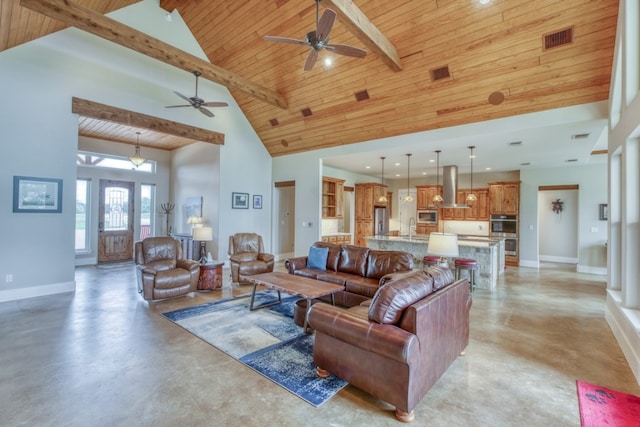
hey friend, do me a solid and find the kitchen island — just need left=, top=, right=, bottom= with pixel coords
left=366, top=235, right=505, bottom=290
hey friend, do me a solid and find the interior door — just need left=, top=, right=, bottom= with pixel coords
left=98, top=179, right=135, bottom=263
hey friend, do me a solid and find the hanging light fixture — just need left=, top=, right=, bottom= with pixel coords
left=129, top=132, right=146, bottom=167
left=377, top=156, right=388, bottom=204
left=466, top=146, right=478, bottom=202
left=403, top=153, right=414, bottom=202
left=432, top=150, right=443, bottom=202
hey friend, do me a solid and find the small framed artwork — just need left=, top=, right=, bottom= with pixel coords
left=232, top=192, right=249, bottom=209
left=13, top=176, right=63, bottom=213
left=253, top=195, right=263, bottom=209
left=599, top=203, right=608, bottom=221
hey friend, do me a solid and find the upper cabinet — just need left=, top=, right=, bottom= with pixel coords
left=489, top=182, right=520, bottom=215
left=322, top=177, right=345, bottom=218
left=416, top=185, right=443, bottom=210
left=354, top=183, right=388, bottom=246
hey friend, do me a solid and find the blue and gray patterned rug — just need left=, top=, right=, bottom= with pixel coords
left=163, top=291, right=347, bottom=406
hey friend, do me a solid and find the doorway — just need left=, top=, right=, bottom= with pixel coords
left=274, top=181, right=295, bottom=260
left=98, top=179, right=135, bottom=263
left=538, top=185, right=579, bottom=265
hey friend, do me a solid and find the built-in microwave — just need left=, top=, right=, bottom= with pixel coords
left=417, top=210, right=438, bottom=224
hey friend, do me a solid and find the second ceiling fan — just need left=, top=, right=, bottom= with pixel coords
left=165, top=71, right=228, bottom=118
left=264, top=0, right=367, bottom=71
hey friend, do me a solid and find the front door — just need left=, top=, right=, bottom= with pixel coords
left=98, top=179, right=135, bottom=263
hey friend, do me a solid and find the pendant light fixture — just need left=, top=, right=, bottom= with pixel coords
left=403, top=153, right=414, bottom=202
left=466, top=146, right=478, bottom=202
left=432, top=150, right=443, bottom=203
left=129, top=132, right=146, bottom=167
left=377, top=156, right=388, bottom=204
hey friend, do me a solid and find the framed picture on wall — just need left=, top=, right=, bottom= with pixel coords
left=253, top=195, right=262, bottom=209
left=13, top=176, right=63, bottom=213
left=599, top=204, right=608, bottom=221
left=232, top=192, right=249, bottom=209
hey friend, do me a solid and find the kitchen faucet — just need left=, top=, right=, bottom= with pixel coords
left=409, top=217, right=416, bottom=240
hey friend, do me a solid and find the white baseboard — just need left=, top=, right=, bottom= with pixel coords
left=0, top=281, right=75, bottom=303
left=519, top=259, right=539, bottom=268
left=75, top=257, right=97, bottom=267
left=539, top=255, right=578, bottom=264
left=605, top=290, right=640, bottom=385
left=577, top=264, right=607, bottom=275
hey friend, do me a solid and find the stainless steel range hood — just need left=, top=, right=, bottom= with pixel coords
left=430, top=165, right=469, bottom=208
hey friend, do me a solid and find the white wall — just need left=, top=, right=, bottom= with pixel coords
left=520, top=165, right=608, bottom=273
left=538, top=189, right=579, bottom=262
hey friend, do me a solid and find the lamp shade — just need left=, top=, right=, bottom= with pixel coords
left=427, top=233, right=459, bottom=257
left=193, top=226, right=212, bottom=241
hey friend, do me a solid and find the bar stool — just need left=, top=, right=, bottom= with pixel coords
left=454, top=258, right=478, bottom=292
left=423, top=255, right=440, bottom=270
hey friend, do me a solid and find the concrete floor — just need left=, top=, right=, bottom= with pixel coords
left=1, top=262, right=638, bottom=427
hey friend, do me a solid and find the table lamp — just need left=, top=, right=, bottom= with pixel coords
left=427, top=232, right=459, bottom=267
left=193, top=226, right=213, bottom=264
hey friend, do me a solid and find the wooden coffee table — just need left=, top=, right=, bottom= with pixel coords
left=245, top=272, right=344, bottom=333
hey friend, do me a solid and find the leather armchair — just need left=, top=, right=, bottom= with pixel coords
left=134, top=236, right=200, bottom=301
left=228, top=233, right=274, bottom=284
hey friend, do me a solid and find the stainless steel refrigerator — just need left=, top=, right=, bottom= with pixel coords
left=374, top=207, right=389, bottom=236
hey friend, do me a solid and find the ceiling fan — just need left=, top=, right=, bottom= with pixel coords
left=264, top=0, right=367, bottom=71
left=165, top=71, right=228, bottom=117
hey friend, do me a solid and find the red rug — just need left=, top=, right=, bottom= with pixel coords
left=576, top=380, right=640, bottom=426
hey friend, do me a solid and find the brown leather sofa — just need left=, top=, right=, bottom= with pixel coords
left=228, top=233, right=275, bottom=284
left=308, top=266, right=471, bottom=422
left=134, top=236, right=200, bottom=301
left=284, top=242, right=414, bottom=307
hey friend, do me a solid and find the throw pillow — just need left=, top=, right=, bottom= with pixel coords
left=307, top=246, right=329, bottom=270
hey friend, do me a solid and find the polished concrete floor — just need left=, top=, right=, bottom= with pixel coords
left=1, top=262, right=638, bottom=426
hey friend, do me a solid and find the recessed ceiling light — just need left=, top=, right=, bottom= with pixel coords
left=485, top=167, right=492, bottom=170
left=395, top=174, right=401, bottom=177
left=365, top=165, right=371, bottom=169
left=394, top=162, right=401, bottom=166
left=429, top=159, right=435, bottom=163
left=422, top=172, right=427, bottom=175
left=165, top=12, right=173, bottom=22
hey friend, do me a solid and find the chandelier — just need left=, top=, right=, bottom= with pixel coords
left=129, top=132, right=146, bottom=167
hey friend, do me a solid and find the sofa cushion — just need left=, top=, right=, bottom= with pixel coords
left=424, top=265, right=455, bottom=290
left=315, top=270, right=350, bottom=286
left=366, top=250, right=415, bottom=279
left=344, top=277, right=380, bottom=299
left=338, top=245, right=369, bottom=277
left=368, top=271, right=435, bottom=324
left=307, top=246, right=329, bottom=270
left=293, top=269, right=320, bottom=280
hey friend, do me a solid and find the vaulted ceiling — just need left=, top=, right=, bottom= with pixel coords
left=1, top=0, right=618, bottom=166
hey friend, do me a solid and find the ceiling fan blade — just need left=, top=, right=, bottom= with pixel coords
left=317, top=9, right=336, bottom=39
left=201, top=101, right=229, bottom=107
left=304, top=49, right=318, bottom=71
left=165, top=105, right=192, bottom=108
left=173, top=91, right=194, bottom=105
left=198, top=107, right=214, bottom=118
left=325, top=43, right=367, bottom=58
left=264, top=35, right=309, bottom=46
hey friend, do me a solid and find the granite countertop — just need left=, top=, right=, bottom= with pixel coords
left=321, top=232, right=352, bottom=236
left=366, top=235, right=502, bottom=247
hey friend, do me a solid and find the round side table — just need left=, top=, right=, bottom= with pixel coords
left=198, top=261, right=225, bottom=291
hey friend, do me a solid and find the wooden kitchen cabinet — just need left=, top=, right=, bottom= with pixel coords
left=489, top=182, right=520, bottom=215
left=464, top=188, right=489, bottom=220
left=322, top=177, right=345, bottom=218
left=416, top=223, right=438, bottom=235
left=355, top=183, right=388, bottom=247
left=355, top=220, right=373, bottom=247
left=416, top=185, right=443, bottom=210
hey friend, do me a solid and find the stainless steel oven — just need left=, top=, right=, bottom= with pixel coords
left=490, top=214, right=518, bottom=256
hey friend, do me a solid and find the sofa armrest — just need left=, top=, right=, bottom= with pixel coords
left=258, top=253, right=275, bottom=264
left=308, top=303, right=418, bottom=363
left=284, top=256, right=308, bottom=273
left=176, top=259, right=200, bottom=273
left=141, top=266, right=158, bottom=276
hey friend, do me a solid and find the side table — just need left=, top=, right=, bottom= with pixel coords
left=198, top=261, right=225, bottom=291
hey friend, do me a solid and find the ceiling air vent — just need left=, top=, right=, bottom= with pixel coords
left=281, top=139, right=289, bottom=147
left=355, top=90, right=370, bottom=101
left=269, top=118, right=279, bottom=127
left=565, top=159, right=578, bottom=163
left=571, top=133, right=590, bottom=139
left=508, top=141, right=523, bottom=147
left=520, top=162, right=531, bottom=166
left=430, top=65, right=451, bottom=81
left=301, top=107, right=312, bottom=117
left=544, top=27, right=573, bottom=50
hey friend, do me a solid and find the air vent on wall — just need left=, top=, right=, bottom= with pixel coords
left=430, top=66, right=451, bottom=81
left=508, top=141, right=523, bottom=147
left=571, top=133, right=590, bottom=139
left=355, top=90, right=370, bottom=101
left=301, top=107, right=312, bottom=117
left=566, top=159, right=578, bottom=163
left=544, top=27, right=573, bottom=50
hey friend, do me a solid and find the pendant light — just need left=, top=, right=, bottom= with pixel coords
left=466, top=146, right=478, bottom=202
left=432, top=150, right=443, bottom=202
left=377, top=156, right=388, bottom=204
left=129, top=132, right=146, bottom=167
left=403, top=153, right=414, bottom=202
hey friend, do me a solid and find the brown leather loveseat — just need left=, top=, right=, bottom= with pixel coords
left=308, top=266, right=471, bottom=422
left=284, top=242, right=414, bottom=307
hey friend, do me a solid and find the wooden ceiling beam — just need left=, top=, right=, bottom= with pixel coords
left=20, top=0, right=288, bottom=109
left=72, top=97, right=225, bottom=145
left=324, top=0, right=402, bottom=72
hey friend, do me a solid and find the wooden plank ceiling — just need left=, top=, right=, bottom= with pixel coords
left=2, top=0, right=618, bottom=155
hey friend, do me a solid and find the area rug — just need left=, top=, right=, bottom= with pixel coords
left=576, top=379, right=640, bottom=426
left=162, top=291, right=347, bottom=406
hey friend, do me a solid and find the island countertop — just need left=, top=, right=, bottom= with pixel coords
left=365, top=235, right=505, bottom=290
